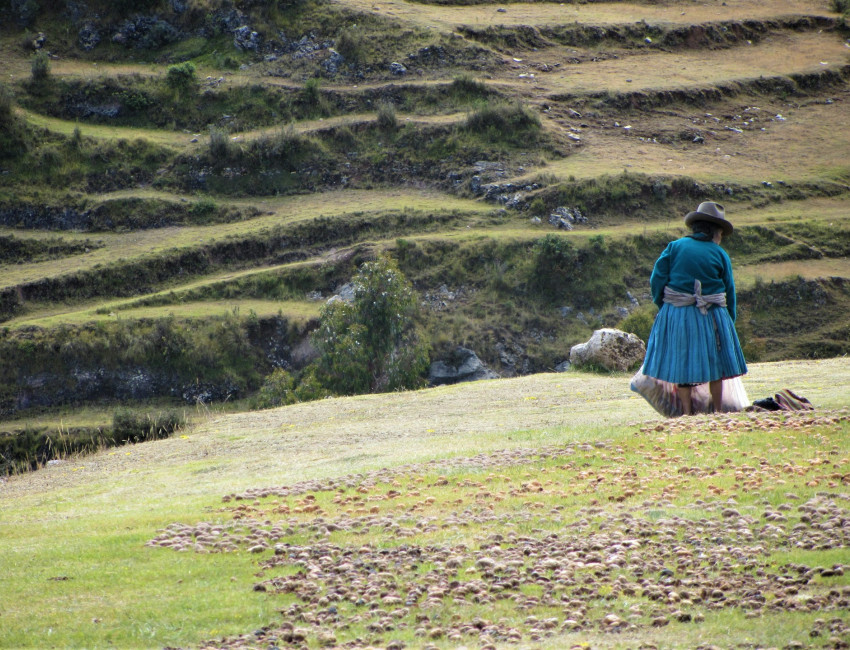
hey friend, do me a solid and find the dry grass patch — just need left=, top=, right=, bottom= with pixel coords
left=5, top=300, right=320, bottom=330
left=331, top=0, right=834, bottom=30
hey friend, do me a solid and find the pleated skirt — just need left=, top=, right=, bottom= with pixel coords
left=643, top=303, right=747, bottom=385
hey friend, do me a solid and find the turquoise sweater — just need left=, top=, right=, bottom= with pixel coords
left=650, top=236, right=737, bottom=322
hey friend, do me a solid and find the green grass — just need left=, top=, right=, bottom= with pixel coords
left=1, top=360, right=848, bottom=648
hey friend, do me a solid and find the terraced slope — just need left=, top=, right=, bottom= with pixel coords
left=0, top=0, right=848, bottom=416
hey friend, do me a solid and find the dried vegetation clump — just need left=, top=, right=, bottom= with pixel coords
left=148, top=411, right=850, bottom=648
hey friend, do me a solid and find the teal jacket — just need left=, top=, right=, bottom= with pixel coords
left=650, top=235, right=737, bottom=322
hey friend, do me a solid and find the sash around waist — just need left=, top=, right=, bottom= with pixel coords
left=663, top=279, right=726, bottom=315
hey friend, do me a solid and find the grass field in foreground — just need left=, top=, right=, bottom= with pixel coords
left=1, top=358, right=848, bottom=649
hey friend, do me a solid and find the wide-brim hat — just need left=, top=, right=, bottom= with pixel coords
left=684, top=201, right=733, bottom=237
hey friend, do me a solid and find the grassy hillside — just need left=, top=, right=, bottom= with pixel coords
left=2, top=1, right=850, bottom=646
left=0, top=0, right=850, bottom=418
left=0, top=2, right=849, bottom=418
left=0, top=359, right=848, bottom=648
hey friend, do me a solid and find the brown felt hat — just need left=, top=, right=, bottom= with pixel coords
left=684, top=201, right=733, bottom=237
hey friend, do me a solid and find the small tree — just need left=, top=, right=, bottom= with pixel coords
left=30, top=51, right=50, bottom=84
left=311, top=256, right=430, bottom=395
left=376, top=102, right=397, bottom=132
left=165, top=62, right=197, bottom=99
left=335, top=26, right=364, bottom=63
left=208, top=125, right=234, bottom=160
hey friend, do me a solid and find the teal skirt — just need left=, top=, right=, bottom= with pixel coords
left=643, top=303, right=747, bottom=385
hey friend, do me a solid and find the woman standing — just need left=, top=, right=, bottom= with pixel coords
left=642, top=201, right=748, bottom=415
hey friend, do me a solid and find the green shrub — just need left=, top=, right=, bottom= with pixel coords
left=30, top=51, right=50, bottom=84
left=530, top=234, right=579, bottom=298
left=118, top=88, right=155, bottom=112
left=450, top=74, right=487, bottom=100
left=0, top=84, right=13, bottom=120
left=301, top=78, right=330, bottom=117
left=165, top=62, right=197, bottom=98
left=528, top=197, right=546, bottom=216
left=831, top=0, right=850, bottom=14
left=464, top=101, right=540, bottom=144
left=247, top=126, right=315, bottom=169
left=35, top=145, right=62, bottom=169
left=617, top=303, right=657, bottom=345
left=190, top=197, right=217, bottom=217
left=310, top=255, right=431, bottom=395
left=376, top=102, right=397, bottom=132
left=70, top=125, right=83, bottom=150
left=208, top=126, right=234, bottom=160
left=253, top=368, right=297, bottom=409
left=336, top=27, right=364, bottom=63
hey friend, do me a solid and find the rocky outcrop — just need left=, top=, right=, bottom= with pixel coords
left=569, top=328, right=646, bottom=372
left=429, top=347, right=499, bottom=386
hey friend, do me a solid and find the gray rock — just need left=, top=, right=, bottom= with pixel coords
left=323, top=48, right=344, bottom=74
left=233, top=25, right=262, bottom=51
left=548, top=213, right=572, bottom=230
left=550, top=206, right=587, bottom=226
left=389, top=61, right=407, bottom=75
left=181, top=380, right=240, bottom=404
left=554, top=360, right=571, bottom=372
left=407, top=45, right=451, bottom=66
left=78, top=21, right=101, bottom=51
left=112, top=16, right=180, bottom=49
left=328, top=283, right=355, bottom=304
left=495, top=340, right=527, bottom=376
left=68, top=102, right=122, bottom=118
left=290, top=33, right=333, bottom=59
left=428, top=347, right=498, bottom=386
left=473, top=161, right=505, bottom=173
left=209, top=8, right=247, bottom=34
left=569, top=328, right=646, bottom=372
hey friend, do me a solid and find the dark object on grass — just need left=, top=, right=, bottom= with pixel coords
left=751, top=389, right=813, bottom=412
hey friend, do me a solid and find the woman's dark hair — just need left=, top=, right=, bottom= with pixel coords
left=689, top=220, right=722, bottom=237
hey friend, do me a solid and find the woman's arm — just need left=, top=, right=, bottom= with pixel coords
left=650, top=243, right=673, bottom=308
left=721, top=251, right=737, bottom=322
